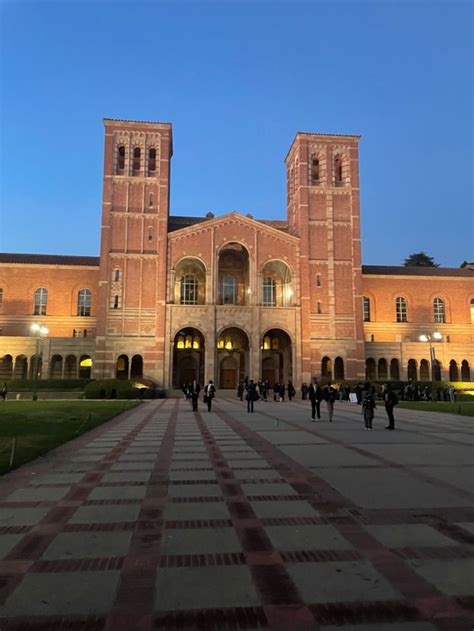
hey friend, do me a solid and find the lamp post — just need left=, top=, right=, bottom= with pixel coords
left=419, top=331, right=442, bottom=399
left=30, top=323, right=49, bottom=401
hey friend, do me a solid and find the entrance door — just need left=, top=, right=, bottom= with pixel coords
left=221, top=368, right=237, bottom=389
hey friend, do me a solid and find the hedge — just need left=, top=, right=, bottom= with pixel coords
left=4, top=379, right=92, bottom=392
left=84, top=379, right=158, bottom=400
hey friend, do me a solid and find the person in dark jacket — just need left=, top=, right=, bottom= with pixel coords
left=287, top=380, right=296, bottom=401
left=237, top=381, right=244, bottom=401
left=204, top=380, right=216, bottom=412
left=362, top=382, right=376, bottom=430
left=322, top=381, right=337, bottom=421
left=279, top=383, right=285, bottom=402
left=246, top=380, right=257, bottom=413
left=308, top=377, right=323, bottom=421
left=382, top=383, right=397, bottom=430
left=189, top=380, right=201, bottom=411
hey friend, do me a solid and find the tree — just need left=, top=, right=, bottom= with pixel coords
left=403, top=252, right=440, bottom=267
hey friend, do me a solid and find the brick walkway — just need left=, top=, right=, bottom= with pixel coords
left=0, top=398, right=473, bottom=630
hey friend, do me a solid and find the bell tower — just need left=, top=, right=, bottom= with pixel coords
left=286, top=132, right=365, bottom=382
left=94, top=118, right=173, bottom=383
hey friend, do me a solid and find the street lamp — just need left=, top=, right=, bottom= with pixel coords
left=30, top=323, right=49, bottom=401
left=419, top=331, right=442, bottom=397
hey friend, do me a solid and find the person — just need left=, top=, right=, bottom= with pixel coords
left=341, top=383, right=350, bottom=402
left=355, top=382, right=363, bottom=405
left=279, top=382, right=285, bottom=402
left=322, top=381, right=336, bottom=421
left=448, top=385, right=456, bottom=403
left=189, top=379, right=200, bottom=411
left=260, top=379, right=267, bottom=401
left=362, top=382, right=376, bottom=430
left=204, top=379, right=216, bottom=412
left=181, top=383, right=188, bottom=400
left=1, top=382, right=7, bottom=401
left=287, top=380, right=296, bottom=401
left=237, top=381, right=244, bottom=401
left=301, top=383, right=308, bottom=400
left=382, top=382, right=397, bottom=430
left=308, top=377, right=323, bottom=421
left=246, top=379, right=257, bottom=413
left=273, top=382, right=279, bottom=401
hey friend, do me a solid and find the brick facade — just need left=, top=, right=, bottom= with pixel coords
left=0, top=119, right=472, bottom=386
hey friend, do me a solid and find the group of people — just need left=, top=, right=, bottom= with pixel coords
left=237, top=378, right=297, bottom=404
left=181, top=380, right=216, bottom=412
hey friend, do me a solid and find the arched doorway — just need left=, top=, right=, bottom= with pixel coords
left=79, top=355, right=92, bottom=379
left=50, top=355, right=63, bottom=379
left=116, top=355, right=128, bottom=380
left=449, top=360, right=459, bottom=381
left=173, top=328, right=205, bottom=387
left=14, top=355, right=28, bottom=380
left=407, top=359, right=417, bottom=381
left=217, top=327, right=250, bottom=388
left=378, top=358, right=388, bottom=380
left=461, top=360, right=471, bottom=381
left=217, top=243, right=250, bottom=305
left=420, top=359, right=430, bottom=381
left=261, top=329, right=292, bottom=387
left=28, top=355, right=42, bottom=380
left=64, top=355, right=77, bottom=379
left=432, top=360, right=442, bottom=381
left=322, top=356, right=332, bottom=379
left=365, top=358, right=376, bottom=381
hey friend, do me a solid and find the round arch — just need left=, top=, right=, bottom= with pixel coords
left=173, top=257, right=207, bottom=305
left=172, top=327, right=205, bottom=388
left=217, top=327, right=250, bottom=389
left=261, top=259, right=293, bottom=307
left=260, top=328, right=292, bottom=387
left=0, top=354, right=13, bottom=381
left=217, top=242, right=250, bottom=306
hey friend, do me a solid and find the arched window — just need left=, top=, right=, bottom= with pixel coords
left=334, top=357, right=344, bottom=380
left=363, top=296, right=371, bottom=322
left=262, top=277, right=276, bottom=307
left=316, top=274, right=321, bottom=287
left=117, top=145, right=125, bottom=172
left=130, top=355, right=143, bottom=378
left=176, top=335, right=185, bottom=349
left=112, top=295, right=120, bottom=309
left=222, top=275, right=237, bottom=305
left=432, top=360, right=442, bottom=381
left=396, top=297, right=407, bottom=322
left=34, top=288, right=48, bottom=315
left=390, top=358, right=400, bottom=380
left=461, top=360, right=471, bottom=381
left=433, top=298, right=445, bottom=324
left=114, top=269, right=120, bottom=282
left=334, top=155, right=343, bottom=185
left=148, top=148, right=156, bottom=175
left=180, top=274, right=198, bottom=305
left=378, top=358, right=388, bottom=380
left=449, top=360, right=459, bottom=381
left=310, top=155, right=320, bottom=185
left=263, top=335, right=271, bottom=350
left=407, top=359, right=417, bottom=380
left=470, top=299, right=474, bottom=324
left=77, top=289, right=92, bottom=316
left=322, top=356, right=332, bottom=378
left=317, top=301, right=322, bottom=314
left=420, top=359, right=430, bottom=381
left=365, top=358, right=376, bottom=381
left=132, top=147, right=141, bottom=174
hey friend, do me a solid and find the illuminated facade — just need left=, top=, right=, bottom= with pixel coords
left=0, top=119, right=473, bottom=387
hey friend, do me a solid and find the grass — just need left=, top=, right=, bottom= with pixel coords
left=395, top=401, right=474, bottom=417
left=0, top=400, right=140, bottom=475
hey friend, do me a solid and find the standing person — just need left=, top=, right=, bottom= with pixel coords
left=246, top=379, right=257, bottom=413
left=355, top=382, right=363, bottom=405
left=1, top=382, right=7, bottom=401
left=362, top=382, right=376, bottom=430
left=260, top=380, right=267, bottom=401
left=204, top=380, right=216, bottom=412
left=322, top=381, right=336, bottom=422
left=448, top=385, right=456, bottom=403
left=181, top=383, right=188, bottom=400
left=287, top=380, right=296, bottom=401
left=279, top=382, right=285, bottom=402
left=308, top=377, right=323, bottom=421
left=273, top=382, right=279, bottom=401
left=189, top=379, right=201, bottom=412
left=237, top=381, right=244, bottom=401
left=301, top=383, right=308, bottom=400
left=382, top=383, right=397, bottom=430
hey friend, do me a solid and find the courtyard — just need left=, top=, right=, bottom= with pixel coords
left=0, top=397, right=472, bottom=630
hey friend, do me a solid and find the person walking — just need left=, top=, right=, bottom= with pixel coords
left=287, top=380, right=296, bottom=401
left=308, top=377, right=323, bottom=421
left=322, top=381, right=336, bottom=421
left=362, top=382, right=376, bottom=430
left=189, top=379, right=201, bottom=411
left=246, top=379, right=257, bottom=413
left=382, top=382, right=397, bottom=430
left=204, top=380, right=216, bottom=412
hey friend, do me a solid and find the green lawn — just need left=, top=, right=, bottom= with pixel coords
left=395, top=401, right=474, bottom=417
left=0, top=400, right=140, bottom=475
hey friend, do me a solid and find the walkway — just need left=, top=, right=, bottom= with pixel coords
left=0, top=398, right=473, bottom=630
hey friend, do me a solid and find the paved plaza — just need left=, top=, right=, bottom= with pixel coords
left=0, top=398, right=472, bottom=630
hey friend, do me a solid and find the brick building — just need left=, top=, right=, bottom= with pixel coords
left=0, top=119, right=472, bottom=388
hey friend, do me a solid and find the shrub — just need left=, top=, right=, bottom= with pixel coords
left=84, top=379, right=157, bottom=400
left=5, top=379, right=91, bottom=392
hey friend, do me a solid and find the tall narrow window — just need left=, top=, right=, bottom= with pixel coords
left=310, top=156, right=320, bottom=185
left=334, top=156, right=343, bottom=185
left=317, top=301, right=322, bottom=314
left=148, top=148, right=156, bottom=175
left=363, top=296, right=371, bottom=322
left=113, top=295, right=119, bottom=309
left=180, top=275, right=198, bottom=305
left=316, top=274, right=321, bottom=287
left=0, top=288, right=3, bottom=309
left=433, top=297, right=445, bottom=323
left=132, top=147, right=141, bottom=174
left=114, top=269, right=120, bottom=282
left=34, top=288, right=48, bottom=315
left=117, top=145, right=125, bottom=172
left=222, top=275, right=237, bottom=304
left=396, top=296, right=407, bottom=322
left=262, top=277, right=276, bottom=306
left=77, top=289, right=92, bottom=316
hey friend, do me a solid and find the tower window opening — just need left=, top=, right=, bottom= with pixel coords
left=148, top=148, right=156, bottom=175
left=334, top=156, right=343, bottom=186
left=132, top=147, right=141, bottom=174
left=117, top=145, right=125, bottom=172
left=310, top=156, right=320, bottom=185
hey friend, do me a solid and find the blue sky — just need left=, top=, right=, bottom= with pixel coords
left=1, top=0, right=472, bottom=266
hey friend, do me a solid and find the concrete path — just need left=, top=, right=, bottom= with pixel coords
left=0, top=398, right=472, bottom=630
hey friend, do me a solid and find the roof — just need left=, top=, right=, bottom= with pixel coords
left=0, top=253, right=100, bottom=267
left=362, top=265, right=474, bottom=278
left=285, top=131, right=361, bottom=162
left=258, top=219, right=289, bottom=233
left=103, top=117, right=172, bottom=127
left=168, top=216, right=209, bottom=232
